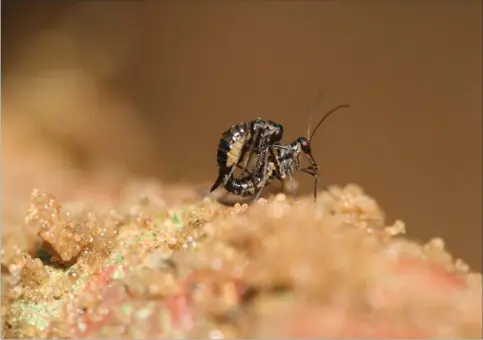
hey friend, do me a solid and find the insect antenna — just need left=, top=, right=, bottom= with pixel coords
left=309, top=104, right=351, bottom=142
left=307, top=91, right=325, bottom=140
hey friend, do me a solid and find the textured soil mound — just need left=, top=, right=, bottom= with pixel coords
left=2, top=183, right=481, bottom=338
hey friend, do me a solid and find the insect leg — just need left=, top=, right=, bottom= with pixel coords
left=219, top=160, right=242, bottom=191
left=240, top=126, right=261, bottom=176
left=244, top=129, right=287, bottom=179
left=249, top=149, right=268, bottom=186
left=247, top=140, right=280, bottom=188
left=222, top=145, right=266, bottom=192
left=301, top=167, right=318, bottom=201
left=210, top=157, right=263, bottom=195
left=252, top=151, right=272, bottom=201
left=295, top=156, right=319, bottom=201
left=253, top=172, right=270, bottom=201
left=253, top=144, right=291, bottom=179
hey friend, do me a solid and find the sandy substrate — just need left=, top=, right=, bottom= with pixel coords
left=1, top=182, right=482, bottom=338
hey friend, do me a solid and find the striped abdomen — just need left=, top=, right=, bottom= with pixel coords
left=216, top=119, right=284, bottom=170
left=216, top=122, right=251, bottom=170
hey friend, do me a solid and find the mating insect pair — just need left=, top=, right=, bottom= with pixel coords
left=210, top=101, right=351, bottom=202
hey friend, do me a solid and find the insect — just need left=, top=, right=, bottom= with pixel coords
left=209, top=118, right=285, bottom=193
left=210, top=101, right=351, bottom=202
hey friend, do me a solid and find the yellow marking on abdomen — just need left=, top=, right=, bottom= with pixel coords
left=226, top=136, right=246, bottom=167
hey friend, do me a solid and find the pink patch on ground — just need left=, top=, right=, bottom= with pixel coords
left=84, top=264, right=118, bottom=293
left=394, top=258, right=466, bottom=289
left=278, top=306, right=429, bottom=338
left=76, top=280, right=131, bottom=337
left=369, top=257, right=467, bottom=310
left=276, top=258, right=474, bottom=338
left=163, top=295, right=195, bottom=332
left=72, top=265, right=198, bottom=337
left=71, top=264, right=121, bottom=336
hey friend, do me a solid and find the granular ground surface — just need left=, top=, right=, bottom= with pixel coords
left=2, top=182, right=482, bottom=338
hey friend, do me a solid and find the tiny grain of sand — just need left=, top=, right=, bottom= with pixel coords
left=1, top=182, right=482, bottom=338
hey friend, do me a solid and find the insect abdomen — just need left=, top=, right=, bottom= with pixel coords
left=225, top=174, right=263, bottom=196
left=225, top=177, right=255, bottom=196
left=225, top=165, right=275, bottom=196
left=216, top=123, right=251, bottom=169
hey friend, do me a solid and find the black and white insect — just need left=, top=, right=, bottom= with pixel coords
left=210, top=118, right=284, bottom=192
left=210, top=102, right=351, bottom=202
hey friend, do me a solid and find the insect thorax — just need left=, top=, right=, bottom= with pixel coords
left=271, top=146, right=296, bottom=180
left=250, top=119, right=283, bottom=145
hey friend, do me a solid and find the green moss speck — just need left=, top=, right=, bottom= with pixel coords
left=10, top=300, right=63, bottom=331
left=171, top=213, right=183, bottom=231
left=112, top=266, right=125, bottom=280
left=121, top=303, right=133, bottom=316
left=115, top=254, right=124, bottom=264
left=135, top=308, right=151, bottom=319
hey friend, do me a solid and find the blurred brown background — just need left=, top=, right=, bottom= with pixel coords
left=2, top=1, right=482, bottom=270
